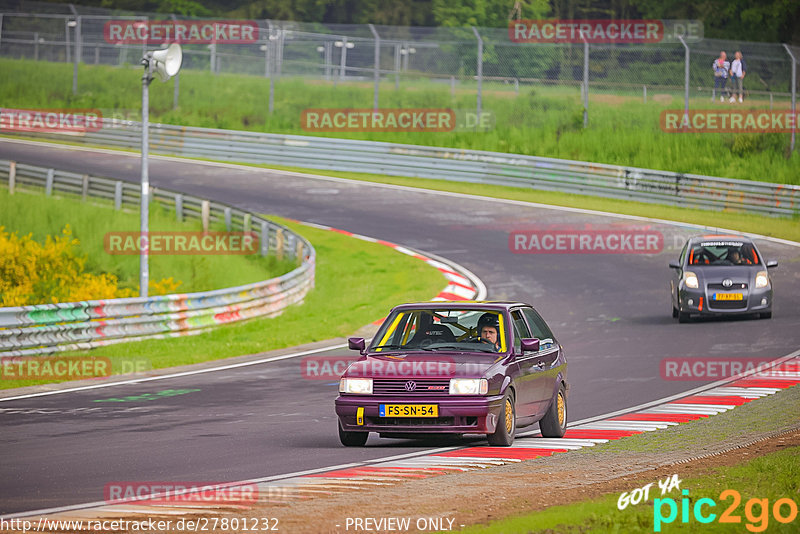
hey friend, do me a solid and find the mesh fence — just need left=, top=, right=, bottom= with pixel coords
left=0, top=2, right=797, bottom=109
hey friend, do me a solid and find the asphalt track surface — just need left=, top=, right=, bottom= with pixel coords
left=1, top=139, right=799, bottom=515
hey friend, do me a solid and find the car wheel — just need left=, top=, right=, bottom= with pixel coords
left=487, top=390, right=515, bottom=447
left=338, top=421, right=368, bottom=447
left=539, top=383, right=567, bottom=438
left=760, top=312, right=773, bottom=319
left=678, top=310, right=691, bottom=323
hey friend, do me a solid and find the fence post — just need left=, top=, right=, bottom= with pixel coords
left=582, top=33, right=589, bottom=128
left=643, top=85, right=647, bottom=103
left=114, top=180, right=123, bottom=209
left=171, top=14, right=179, bottom=110
left=276, top=228, right=285, bottom=260
left=471, top=27, right=483, bottom=121
left=394, top=43, right=400, bottom=89
left=8, top=161, right=16, bottom=195
left=73, top=15, right=81, bottom=95
left=175, top=193, right=183, bottom=221
left=0, top=15, right=4, bottom=54
left=201, top=200, right=210, bottom=231
left=81, top=174, right=89, bottom=200
left=224, top=207, right=232, bottom=231
left=243, top=213, right=251, bottom=233
left=783, top=44, right=797, bottom=152
left=45, top=168, right=54, bottom=195
left=339, top=37, right=349, bottom=82
left=369, top=24, right=380, bottom=111
left=34, top=32, right=39, bottom=61
left=260, top=220, right=269, bottom=256
left=266, top=21, right=275, bottom=115
left=450, top=75, right=455, bottom=97
left=679, top=36, right=690, bottom=130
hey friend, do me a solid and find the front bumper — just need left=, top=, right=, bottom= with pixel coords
left=335, top=394, right=505, bottom=434
left=679, top=286, right=772, bottom=315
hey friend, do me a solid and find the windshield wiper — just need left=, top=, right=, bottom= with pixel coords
left=423, top=345, right=497, bottom=353
left=370, top=344, right=404, bottom=351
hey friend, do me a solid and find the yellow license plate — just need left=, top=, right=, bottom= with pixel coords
left=714, top=293, right=743, bottom=301
left=380, top=404, right=438, bottom=417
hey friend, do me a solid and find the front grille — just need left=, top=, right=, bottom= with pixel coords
left=707, top=299, right=748, bottom=309
left=373, top=378, right=451, bottom=396
left=708, top=283, right=748, bottom=290
left=371, top=417, right=456, bottom=426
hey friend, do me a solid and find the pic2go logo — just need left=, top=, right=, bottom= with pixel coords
left=653, top=489, right=798, bottom=532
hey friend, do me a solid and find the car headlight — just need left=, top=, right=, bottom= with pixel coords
left=339, top=378, right=372, bottom=394
left=683, top=271, right=699, bottom=289
left=755, top=271, right=769, bottom=289
left=449, top=378, right=488, bottom=395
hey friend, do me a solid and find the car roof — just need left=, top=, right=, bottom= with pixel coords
left=690, top=234, right=753, bottom=244
left=390, top=301, right=529, bottom=312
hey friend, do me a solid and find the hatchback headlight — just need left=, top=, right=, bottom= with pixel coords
left=449, top=378, right=488, bottom=395
left=755, top=271, right=769, bottom=289
left=683, top=271, right=699, bottom=289
left=339, top=378, right=372, bottom=394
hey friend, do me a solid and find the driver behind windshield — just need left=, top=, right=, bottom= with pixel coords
left=476, top=313, right=501, bottom=352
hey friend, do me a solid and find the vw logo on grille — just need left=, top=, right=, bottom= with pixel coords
left=404, top=381, right=417, bottom=392
left=722, top=279, right=733, bottom=288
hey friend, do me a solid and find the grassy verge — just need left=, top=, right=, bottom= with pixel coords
left=461, top=385, right=800, bottom=533
left=0, top=217, right=446, bottom=389
left=1, top=57, right=797, bottom=184
left=0, top=186, right=294, bottom=294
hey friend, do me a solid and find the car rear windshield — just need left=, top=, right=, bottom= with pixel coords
left=370, top=309, right=508, bottom=354
left=688, top=241, right=760, bottom=266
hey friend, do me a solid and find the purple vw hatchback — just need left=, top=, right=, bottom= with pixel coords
left=335, top=302, right=568, bottom=447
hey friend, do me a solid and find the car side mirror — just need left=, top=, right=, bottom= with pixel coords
left=766, top=260, right=778, bottom=269
left=669, top=260, right=681, bottom=269
left=348, top=337, right=366, bottom=355
left=521, top=338, right=540, bottom=352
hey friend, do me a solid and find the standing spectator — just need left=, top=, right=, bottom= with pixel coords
left=729, top=51, right=746, bottom=103
left=712, top=51, right=730, bottom=102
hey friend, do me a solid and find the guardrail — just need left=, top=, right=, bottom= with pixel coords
left=0, top=159, right=315, bottom=356
left=9, top=120, right=799, bottom=217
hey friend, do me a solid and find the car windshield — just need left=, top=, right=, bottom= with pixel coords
left=370, top=308, right=508, bottom=354
left=688, top=241, right=760, bottom=266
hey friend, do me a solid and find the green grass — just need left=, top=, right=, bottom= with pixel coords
left=0, top=187, right=294, bottom=294
left=460, top=385, right=800, bottom=533
left=1, top=57, right=798, bottom=184
left=0, top=217, right=446, bottom=389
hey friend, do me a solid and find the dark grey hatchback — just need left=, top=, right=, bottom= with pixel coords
left=669, top=235, right=778, bottom=323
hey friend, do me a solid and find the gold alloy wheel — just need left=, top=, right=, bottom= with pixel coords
left=505, top=398, right=514, bottom=433
left=557, top=391, right=566, bottom=427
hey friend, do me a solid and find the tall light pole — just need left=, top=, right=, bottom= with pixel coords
left=140, top=43, right=182, bottom=297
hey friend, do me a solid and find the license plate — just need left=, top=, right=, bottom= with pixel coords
left=713, top=293, right=743, bottom=301
left=379, top=404, right=438, bottom=417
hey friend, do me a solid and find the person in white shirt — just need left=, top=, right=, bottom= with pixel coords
left=729, top=51, right=746, bottom=103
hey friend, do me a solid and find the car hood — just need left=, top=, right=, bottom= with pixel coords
left=343, top=352, right=503, bottom=379
left=692, top=265, right=760, bottom=283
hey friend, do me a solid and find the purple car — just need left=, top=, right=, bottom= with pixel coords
left=335, top=302, right=568, bottom=447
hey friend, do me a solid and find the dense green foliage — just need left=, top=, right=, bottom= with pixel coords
left=45, top=0, right=800, bottom=43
